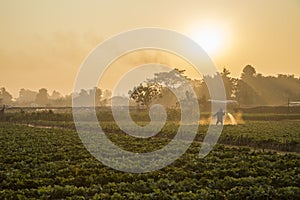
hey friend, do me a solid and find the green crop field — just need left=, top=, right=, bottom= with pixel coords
left=0, top=112, right=299, bottom=199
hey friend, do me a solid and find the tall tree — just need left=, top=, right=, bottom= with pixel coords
left=89, top=87, right=102, bottom=106
left=129, top=68, right=191, bottom=108
left=17, top=88, right=37, bottom=104
left=128, top=82, right=161, bottom=108
left=50, top=90, right=61, bottom=100
left=0, top=87, right=13, bottom=104
left=102, top=89, right=112, bottom=100
left=150, top=68, right=189, bottom=88
left=35, top=88, right=49, bottom=106
left=221, top=68, right=236, bottom=99
left=236, top=65, right=259, bottom=106
left=241, top=65, right=256, bottom=79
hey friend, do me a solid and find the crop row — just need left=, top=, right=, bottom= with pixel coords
left=0, top=123, right=299, bottom=199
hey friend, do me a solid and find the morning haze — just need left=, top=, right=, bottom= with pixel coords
left=1, top=2, right=300, bottom=198
left=0, top=0, right=299, bottom=98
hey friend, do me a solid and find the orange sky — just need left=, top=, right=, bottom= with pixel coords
left=0, top=0, right=299, bottom=97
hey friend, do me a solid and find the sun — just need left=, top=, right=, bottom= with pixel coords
left=189, top=25, right=226, bottom=56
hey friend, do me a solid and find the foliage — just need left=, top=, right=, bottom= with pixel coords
left=236, top=65, right=300, bottom=106
left=221, top=68, right=236, bottom=99
left=129, top=68, right=193, bottom=108
left=128, top=82, right=162, bottom=108
left=2, top=65, right=300, bottom=107
left=0, top=87, right=13, bottom=104
left=0, top=122, right=299, bottom=199
left=150, top=68, right=189, bottom=88
left=0, top=111, right=299, bottom=152
left=35, top=88, right=49, bottom=106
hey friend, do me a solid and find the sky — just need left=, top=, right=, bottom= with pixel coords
left=0, top=0, right=299, bottom=98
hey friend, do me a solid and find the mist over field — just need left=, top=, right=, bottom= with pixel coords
left=1, top=1, right=299, bottom=199
left=1, top=65, right=300, bottom=108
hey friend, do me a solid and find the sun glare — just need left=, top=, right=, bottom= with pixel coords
left=189, top=25, right=226, bottom=56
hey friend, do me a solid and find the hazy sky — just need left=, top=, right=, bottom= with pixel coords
left=1, top=0, right=299, bottom=97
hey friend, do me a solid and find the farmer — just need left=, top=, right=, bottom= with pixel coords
left=214, top=108, right=225, bottom=125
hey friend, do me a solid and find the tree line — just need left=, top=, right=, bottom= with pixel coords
left=128, top=65, right=300, bottom=109
left=1, top=65, right=299, bottom=107
left=0, top=87, right=112, bottom=107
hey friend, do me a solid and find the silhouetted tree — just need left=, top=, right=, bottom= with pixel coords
left=17, top=89, right=37, bottom=104
left=241, top=65, right=256, bottom=79
left=102, top=89, right=112, bottom=99
left=221, top=68, right=236, bottom=99
left=79, top=89, right=88, bottom=98
left=73, top=87, right=104, bottom=106
left=50, top=90, right=61, bottom=100
left=0, top=87, right=13, bottom=104
left=89, top=87, right=102, bottom=106
left=35, top=88, right=49, bottom=106
left=129, top=82, right=162, bottom=108
left=129, top=68, right=191, bottom=108
left=236, top=65, right=261, bottom=106
left=150, top=68, right=189, bottom=88
left=236, top=80, right=259, bottom=106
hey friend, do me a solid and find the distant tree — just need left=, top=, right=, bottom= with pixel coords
left=221, top=68, right=236, bottom=99
left=17, top=88, right=37, bottom=104
left=128, top=82, right=162, bottom=108
left=102, top=89, right=112, bottom=100
left=74, top=89, right=91, bottom=106
left=62, top=94, right=72, bottom=106
left=129, top=68, right=191, bottom=108
left=235, top=80, right=259, bottom=106
left=0, top=87, right=13, bottom=104
left=73, top=88, right=104, bottom=106
left=79, top=89, right=88, bottom=98
left=50, top=90, right=61, bottom=100
left=256, top=73, right=263, bottom=78
left=35, top=88, right=49, bottom=106
left=236, top=65, right=260, bottom=106
left=151, top=68, right=189, bottom=88
left=89, top=87, right=102, bottom=106
left=98, top=89, right=112, bottom=106
left=198, top=94, right=209, bottom=110
left=241, top=65, right=256, bottom=79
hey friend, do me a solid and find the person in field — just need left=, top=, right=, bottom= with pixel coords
left=214, top=108, right=225, bottom=125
